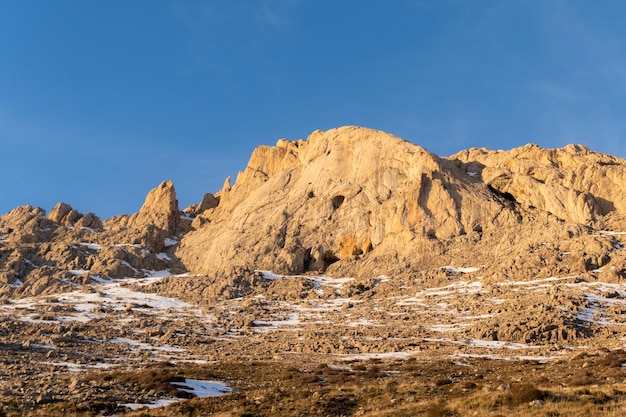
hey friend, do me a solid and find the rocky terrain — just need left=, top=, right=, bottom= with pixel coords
left=3, top=126, right=626, bottom=415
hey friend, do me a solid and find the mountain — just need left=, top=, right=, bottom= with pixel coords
left=176, top=126, right=626, bottom=281
left=4, top=126, right=626, bottom=414
left=3, top=126, right=626, bottom=297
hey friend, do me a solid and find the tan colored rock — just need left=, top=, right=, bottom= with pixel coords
left=75, top=212, right=103, bottom=230
left=48, top=202, right=74, bottom=224
left=197, top=192, right=219, bottom=213
left=47, top=202, right=103, bottom=230
left=125, top=180, right=180, bottom=234
left=451, top=142, right=626, bottom=226
left=177, top=126, right=517, bottom=275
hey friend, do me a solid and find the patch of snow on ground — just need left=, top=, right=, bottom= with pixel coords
left=39, top=361, right=116, bottom=372
left=337, top=351, right=419, bottom=361
left=69, top=269, right=90, bottom=275
left=9, top=278, right=23, bottom=288
left=23, top=259, right=39, bottom=268
left=172, top=379, right=232, bottom=397
left=79, top=242, right=101, bottom=251
left=95, top=284, right=191, bottom=309
left=164, top=237, right=178, bottom=247
left=156, top=252, right=172, bottom=261
left=258, top=270, right=282, bottom=280
left=109, top=337, right=184, bottom=353
left=121, top=399, right=180, bottom=410
left=411, top=281, right=484, bottom=299
left=253, top=314, right=302, bottom=330
left=121, top=379, right=231, bottom=410
left=89, top=275, right=112, bottom=284
left=468, top=339, right=543, bottom=350
left=451, top=353, right=557, bottom=362
left=308, top=276, right=354, bottom=289
left=443, top=266, right=481, bottom=273
left=144, top=269, right=173, bottom=278
left=498, top=276, right=576, bottom=287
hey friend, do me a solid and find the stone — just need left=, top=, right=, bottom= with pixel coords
left=126, top=180, right=180, bottom=234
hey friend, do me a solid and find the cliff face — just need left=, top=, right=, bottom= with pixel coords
left=175, top=126, right=626, bottom=278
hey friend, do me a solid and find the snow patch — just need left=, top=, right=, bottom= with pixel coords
left=164, top=237, right=178, bottom=247
left=120, top=379, right=231, bottom=410
left=39, top=361, right=116, bottom=372
left=337, top=351, right=419, bottom=361
left=258, top=270, right=282, bottom=280
left=9, top=278, right=23, bottom=288
left=308, top=276, right=354, bottom=289
left=121, top=399, right=179, bottom=410
left=144, top=269, right=173, bottom=278
left=109, top=337, right=184, bottom=353
left=171, top=379, right=232, bottom=397
left=443, top=266, right=481, bottom=274
left=23, top=259, right=39, bottom=268
left=451, top=353, right=557, bottom=362
left=79, top=242, right=101, bottom=251
left=157, top=252, right=172, bottom=261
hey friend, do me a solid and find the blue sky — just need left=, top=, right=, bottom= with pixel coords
left=2, top=0, right=626, bottom=218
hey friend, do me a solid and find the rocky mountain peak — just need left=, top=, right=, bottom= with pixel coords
left=48, top=202, right=103, bottom=230
left=128, top=179, right=180, bottom=234
left=177, top=126, right=516, bottom=276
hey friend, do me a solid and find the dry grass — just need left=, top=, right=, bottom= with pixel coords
left=8, top=349, right=626, bottom=416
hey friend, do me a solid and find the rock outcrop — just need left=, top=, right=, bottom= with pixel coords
left=48, top=202, right=103, bottom=230
left=176, top=128, right=592, bottom=276
left=0, top=181, right=186, bottom=298
left=451, top=143, right=626, bottom=226
left=115, top=180, right=180, bottom=235
left=5, top=125, right=626, bottom=297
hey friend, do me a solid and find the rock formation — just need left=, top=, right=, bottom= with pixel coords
left=5, top=126, right=626, bottom=414
left=48, top=202, right=103, bottom=229
left=0, top=182, right=186, bottom=298
left=175, top=126, right=626, bottom=280
left=4, top=125, right=626, bottom=300
left=451, top=143, right=626, bottom=226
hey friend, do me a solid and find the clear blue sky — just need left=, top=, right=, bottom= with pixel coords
left=2, top=0, right=626, bottom=218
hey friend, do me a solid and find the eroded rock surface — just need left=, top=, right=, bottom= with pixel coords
left=0, top=181, right=186, bottom=298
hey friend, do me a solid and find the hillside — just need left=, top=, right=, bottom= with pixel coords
left=3, top=126, right=626, bottom=415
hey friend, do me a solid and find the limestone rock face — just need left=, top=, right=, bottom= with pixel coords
left=451, top=143, right=626, bottom=226
left=177, top=126, right=519, bottom=275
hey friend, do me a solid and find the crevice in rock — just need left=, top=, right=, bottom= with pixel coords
left=331, top=195, right=345, bottom=210
left=488, top=185, right=518, bottom=204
